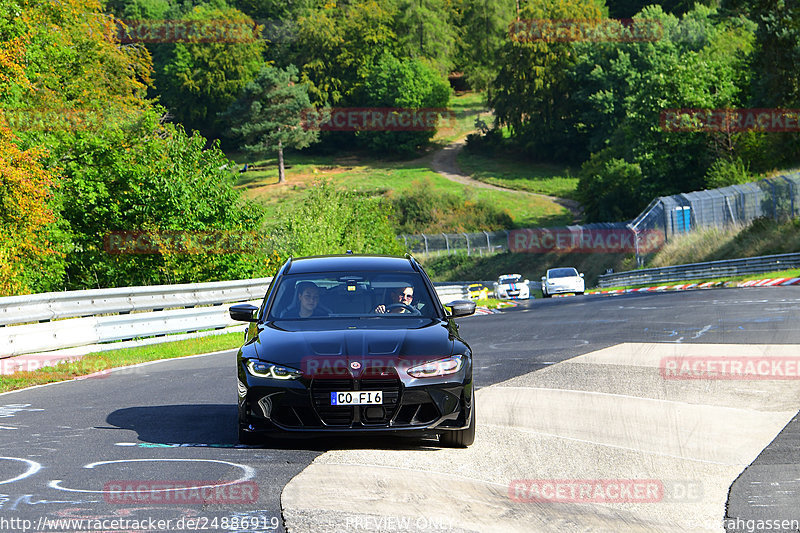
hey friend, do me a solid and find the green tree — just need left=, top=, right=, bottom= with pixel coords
left=225, top=64, right=319, bottom=183
left=0, top=0, right=281, bottom=292
left=157, top=2, right=266, bottom=138
left=454, top=0, right=516, bottom=94
left=489, top=0, right=606, bottom=161
left=744, top=0, right=800, bottom=166
left=357, top=52, right=450, bottom=154
left=606, top=0, right=717, bottom=18
left=289, top=1, right=400, bottom=107
left=571, top=5, right=756, bottom=221
left=60, top=110, right=272, bottom=289
left=230, top=0, right=323, bottom=20
left=396, top=0, right=458, bottom=73
left=576, top=149, right=643, bottom=222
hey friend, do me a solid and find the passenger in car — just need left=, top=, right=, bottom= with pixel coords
left=282, top=282, right=329, bottom=318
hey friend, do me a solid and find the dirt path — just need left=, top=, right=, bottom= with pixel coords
left=430, top=136, right=583, bottom=222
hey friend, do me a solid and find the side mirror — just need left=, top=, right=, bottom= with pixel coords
left=445, top=300, right=476, bottom=318
left=230, top=303, right=259, bottom=322
left=580, top=273, right=584, bottom=278
left=523, top=279, right=529, bottom=284
left=541, top=276, right=546, bottom=281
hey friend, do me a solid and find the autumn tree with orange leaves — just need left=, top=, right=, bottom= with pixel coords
left=0, top=127, right=62, bottom=295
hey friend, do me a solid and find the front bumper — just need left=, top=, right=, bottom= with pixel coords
left=496, top=286, right=530, bottom=299
left=545, top=284, right=584, bottom=294
left=238, top=363, right=473, bottom=436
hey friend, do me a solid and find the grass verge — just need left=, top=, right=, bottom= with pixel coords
left=456, top=150, right=579, bottom=199
left=472, top=297, right=519, bottom=309
left=0, top=332, right=243, bottom=394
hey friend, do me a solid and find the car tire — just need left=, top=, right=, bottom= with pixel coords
left=440, top=400, right=475, bottom=448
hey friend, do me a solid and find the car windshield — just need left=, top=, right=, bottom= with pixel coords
left=499, top=275, right=522, bottom=282
left=267, top=272, right=436, bottom=320
left=549, top=268, right=579, bottom=278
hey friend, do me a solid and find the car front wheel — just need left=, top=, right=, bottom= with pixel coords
left=440, top=401, right=475, bottom=448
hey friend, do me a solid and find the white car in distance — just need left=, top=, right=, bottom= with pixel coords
left=493, top=274, right=530, bottom=300
left=541, top=267, right=585, bottom=298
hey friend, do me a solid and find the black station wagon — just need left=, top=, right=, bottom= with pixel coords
left=229, top=254, right=477, bottom=447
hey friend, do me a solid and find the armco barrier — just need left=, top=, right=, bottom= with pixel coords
left=598, top=252, right=800, bottom=288
left=0, top=278, right=274, bottom=327
left=0, top=281, right=472, bottom=359
left=0, top=305, right=261, bottom=357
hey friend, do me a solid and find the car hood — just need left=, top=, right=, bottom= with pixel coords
left=251, top=319, right=456, bottom=369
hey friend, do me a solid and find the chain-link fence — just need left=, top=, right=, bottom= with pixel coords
left=400, top=223, right=633, bottom=257
left=628, top=171, right=800, bottom=264
left=400, top=230, right=510, bottom=257
left=401, top=172, right=800, bottom=261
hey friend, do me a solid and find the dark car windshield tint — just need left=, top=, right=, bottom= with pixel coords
left=267, top=272, right=436, bottom=320
left=549, top=268, right=579, bottom=278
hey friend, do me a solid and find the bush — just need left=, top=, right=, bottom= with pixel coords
left=355, top=53, right=450, bottom=154
left=271, top=179, right=405, bottom=257
left=705, top=157, right=750, bottom=188
left=390, top=180, right=513, bottom=234
left=464, top=127, right=504, bottom=156
left=576, top=149, right=644, bottom=223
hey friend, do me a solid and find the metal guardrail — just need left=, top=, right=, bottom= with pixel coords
left=0, top=280, right=474, bottom=358
left=1, top=304, right=262, bottom=357
left=0, top=278, right=274, bottom=327
left=598, top=252, right=800, bottom=288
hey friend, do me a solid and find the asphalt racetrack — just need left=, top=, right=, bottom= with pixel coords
left=2, top=287, right=800, bottom=532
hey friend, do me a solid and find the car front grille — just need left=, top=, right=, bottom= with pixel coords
left=359, top=377, right=400, bottom=425
left=311, top=378, right=355, bottom=426
left=309, top=376, right=402, bottom=427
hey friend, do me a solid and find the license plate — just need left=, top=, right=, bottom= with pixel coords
left=330, top=391, right=382, bottom=406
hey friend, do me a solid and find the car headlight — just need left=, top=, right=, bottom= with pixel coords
left=246, top=360, right=302, bottom=380
left=407, top=354, right=464, bottom=378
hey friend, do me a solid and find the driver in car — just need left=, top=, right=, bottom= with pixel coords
left=374, top=285, right=414, bottom=314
